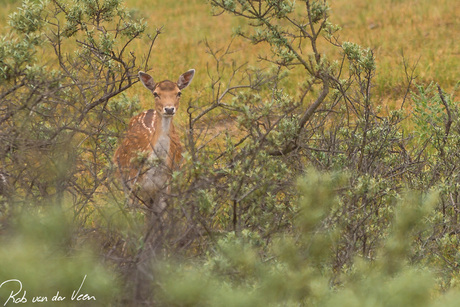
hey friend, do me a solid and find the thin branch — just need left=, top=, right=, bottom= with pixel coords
left=144, top=27, right=163, bottom=72
left=269, top=79, right=329, bottom=156
left=438, top=84, right=452, bottom=143
left=400, top=51, right=420, bottom=110
left=297, top=80, right=330, bottom=134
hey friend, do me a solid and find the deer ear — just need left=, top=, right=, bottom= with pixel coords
left=177, top=69, right=195, bottom=90
left=138, top=71, right=156, bottom=91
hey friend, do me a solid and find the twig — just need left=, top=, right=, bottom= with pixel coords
left=144, top=27, right=163, bottom=72
left=437, top=84, right=452, bottom=142
left=400, top=51, right=420, bottom=110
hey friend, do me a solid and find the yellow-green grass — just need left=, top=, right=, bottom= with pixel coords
left=331, top=0, right=460, bottom=97
left=1, top=0, right=459, bottom=108
left=126, top=0, right=460, bottom=113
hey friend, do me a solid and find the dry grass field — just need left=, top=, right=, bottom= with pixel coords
left=122, top=0, right=460, bottom=98
left=332, top=0, right=460, bottom=96
left=101, top=0, right=459, bottom=135
left=1, top=0, right=458, bottom=104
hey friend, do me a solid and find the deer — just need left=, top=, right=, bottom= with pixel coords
left=113, top=69, right=195, bottom=214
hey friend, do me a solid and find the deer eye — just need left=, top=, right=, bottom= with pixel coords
left=177, top=92, right=182, bottom=98
left=153, top=92, right=160, bottom=98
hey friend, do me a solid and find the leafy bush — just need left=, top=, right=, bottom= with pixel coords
left=155, top=170, right=444, bottom=307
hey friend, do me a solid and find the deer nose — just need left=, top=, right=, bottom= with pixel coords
left=164, top=107, right=175, bottom=115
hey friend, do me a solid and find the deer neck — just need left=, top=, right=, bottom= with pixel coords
left=158, top=113, right=173, bottom=134
left=151, top=112, right=174, bottom=161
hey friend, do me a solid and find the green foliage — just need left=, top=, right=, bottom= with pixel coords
left=155, top=171, right=453, bottom=307
left=0, top=0, right=154, bottom=206
left=342, top=42, right=376, bottom=73
left=8, top=0, right=46, bottom=34
left=0, top=205, right=117, bottom=305
left=0, top=34, right=41, bottom=80
left=412, top=82, right=457, bottom=144
left=409, top=82, right=460, bottom=289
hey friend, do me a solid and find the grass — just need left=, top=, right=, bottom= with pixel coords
left=125, top=0, right=258, bottom=87
left=1, top=0, right=459, bottom=109
left=330, top=0, right=460, bottom=98
left=124, top=0, right=460, bottom=113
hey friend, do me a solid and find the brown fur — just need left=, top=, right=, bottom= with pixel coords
left=113, top=109, right=182, bottom=183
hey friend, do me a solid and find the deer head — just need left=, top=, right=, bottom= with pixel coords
left=138, top=69, right=195, bottom=118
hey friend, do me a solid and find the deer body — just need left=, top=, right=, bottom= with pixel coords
left=113, top=69, right=195, bottom=207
